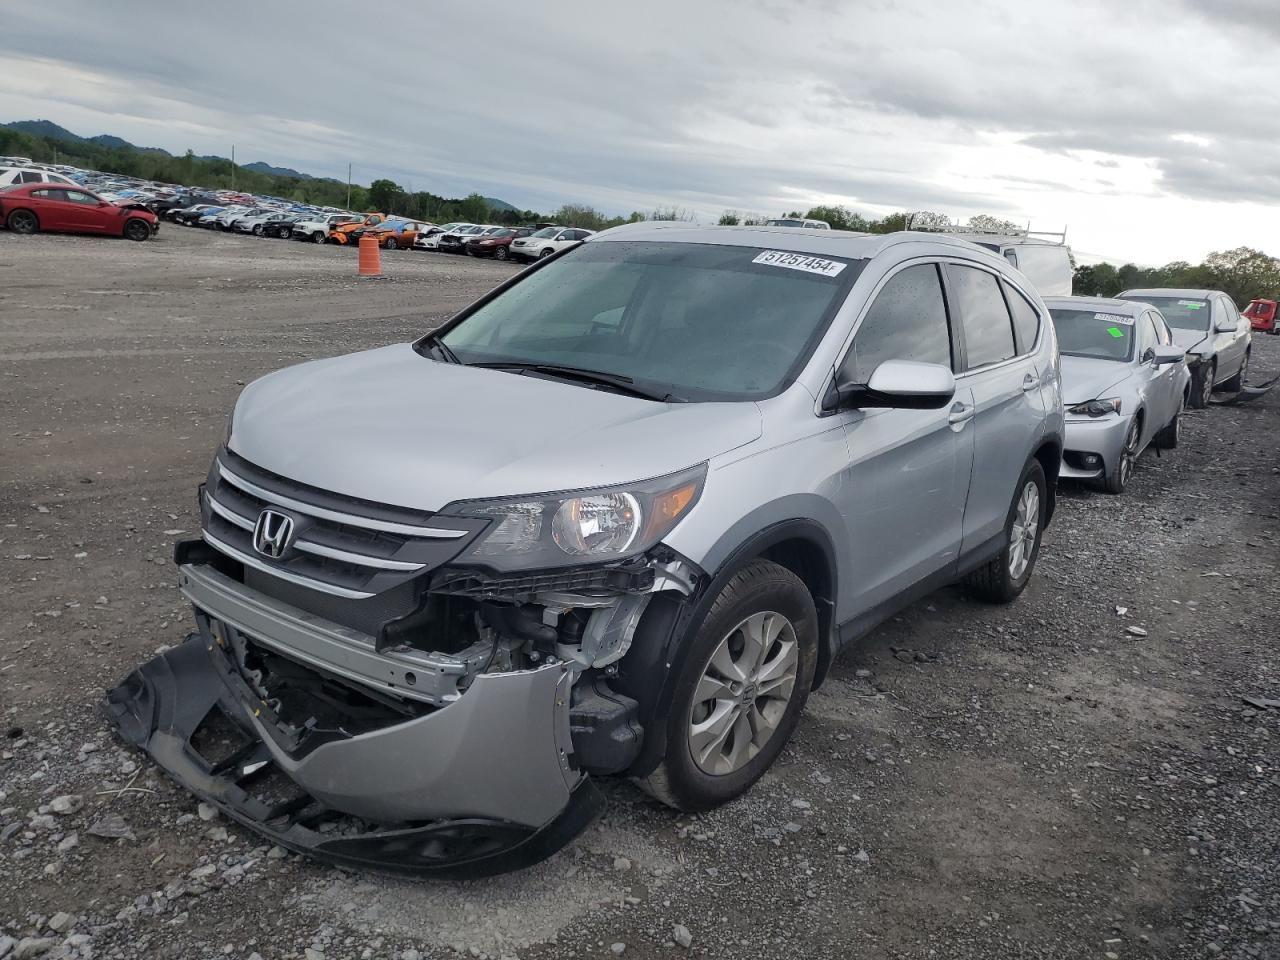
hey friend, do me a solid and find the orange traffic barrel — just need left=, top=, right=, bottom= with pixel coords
left=358, top=234, right=382, bottom=277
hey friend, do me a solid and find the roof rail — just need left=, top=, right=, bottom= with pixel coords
left=905, top=215, right=1068, bottom=245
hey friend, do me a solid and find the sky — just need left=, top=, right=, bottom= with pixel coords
left=1, top=0, right=1276, bottom=265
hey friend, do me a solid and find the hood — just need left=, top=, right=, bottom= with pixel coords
left=228, top=344, right=762, bottom=511
left=1170, top=327, right=1209, bottom=353
left=1060, top=355, right=1133, bottom=405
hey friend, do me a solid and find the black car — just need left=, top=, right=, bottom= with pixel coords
left=263, top=214, right=311, bottom=239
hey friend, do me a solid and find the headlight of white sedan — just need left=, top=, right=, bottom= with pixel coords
left=442, top=464, right=706, bottom=570
left=1066, top=397, right=1122, bottom=417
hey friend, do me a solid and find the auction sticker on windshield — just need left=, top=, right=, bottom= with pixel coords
left=1094, top=313, right=1133, bottom=324
left=752, top=250, right=847, bottom=277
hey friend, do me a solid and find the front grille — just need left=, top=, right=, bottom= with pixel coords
left=202, top=449, right=488, bottom=600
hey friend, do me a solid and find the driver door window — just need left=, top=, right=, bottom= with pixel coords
left=1137, top=315, right=1158, bottom=361
left=839, top=263, right=952, bottom=383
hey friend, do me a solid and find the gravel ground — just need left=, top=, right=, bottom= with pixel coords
left=2, top=225, right=1278, bottom=960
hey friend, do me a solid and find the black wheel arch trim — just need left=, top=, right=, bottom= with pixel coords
left=617, top=518, right=838, bottom=778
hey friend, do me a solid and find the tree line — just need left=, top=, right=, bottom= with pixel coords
left=1072, top=248, right=1280, bottom=306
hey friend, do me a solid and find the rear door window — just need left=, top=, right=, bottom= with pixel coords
left=949, top=265, right=1016, bottom=369
left=840, top=263, right=952, bottom=382
left=1002, top=280, right=1041, bottom=354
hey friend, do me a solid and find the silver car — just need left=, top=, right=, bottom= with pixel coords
left=1045, top=297, right=1189, bottom=493
left=107, top=226, right=1064, bottom=877
left=1118, top=288, right=1252, bottom=408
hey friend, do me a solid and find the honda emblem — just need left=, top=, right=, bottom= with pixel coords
left=252, top=510, right=295, bottom=559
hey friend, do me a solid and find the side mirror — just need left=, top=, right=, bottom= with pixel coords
left=1153, top=345, right=1185, bottom=365
left=830, top=359, right=956, bottom=411
left=1215, top=319, right=1236, bottom=333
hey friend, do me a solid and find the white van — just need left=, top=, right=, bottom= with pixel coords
left=956, top=235, right=1073, bottom=296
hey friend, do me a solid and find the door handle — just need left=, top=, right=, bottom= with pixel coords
left=948, top=401, right=975, bottom=425
left=1021, top=373, right=1039, bottom=392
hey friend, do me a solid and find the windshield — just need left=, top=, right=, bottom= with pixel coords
left=1048, top=308, right=1134, bottom=361
left=1121, top=295, right=1209, bottom=331
left=530, top=226, right=560, bottom=238
left=766, top=219, right=804, bottom=228
left=438, top=240, right=865, bottom=401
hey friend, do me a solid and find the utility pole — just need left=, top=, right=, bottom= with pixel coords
left=347, top=163, right=352, bottom=210
left=231, top=144, right=236, bottom=190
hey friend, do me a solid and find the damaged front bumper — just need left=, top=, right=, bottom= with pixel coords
left=106, top=542, right=697, bottom=876
left=104, top=563, right=613, bottom=878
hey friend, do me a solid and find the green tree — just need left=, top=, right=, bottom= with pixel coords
left=718, top=211, right=741, bottom=226
left=367, top=178, right=403, bottom=214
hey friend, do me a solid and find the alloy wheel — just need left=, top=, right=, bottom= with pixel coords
left=8, top=210, right=38, bottom=234
left=688, top=611, right=799, bottom=776
left=1200, top=368, right=1213, bottom=406
left=1118, top=420, right=1140, bottom=488
left=1007, top=480, right=1040, bottom=580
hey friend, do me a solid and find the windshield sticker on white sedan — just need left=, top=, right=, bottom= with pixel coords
left=1094, top=313, right=1132, bottom=324
left=1179, top=300, right=1205, bottom=309
left=752, top=250, right=847, bottom=277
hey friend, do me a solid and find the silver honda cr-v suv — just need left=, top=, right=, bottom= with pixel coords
left=108, top=224, right=1064, bottom=877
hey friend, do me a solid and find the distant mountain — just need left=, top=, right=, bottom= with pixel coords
left=484, top=196, right=518, bottom=212
left=4, top=119, right=84, bottom=142
left=243, top=161, right=313, bottom=180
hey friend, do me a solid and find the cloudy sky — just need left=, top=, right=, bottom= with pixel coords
left=1, top=0, right=1276, bottom=264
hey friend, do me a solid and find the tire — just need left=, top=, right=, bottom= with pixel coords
left=312, top=231, right=326, bottom=244
left=966, top=459, right=1047, bottom=603
left=538, top=247, right=554, bottom=258
left=123, top=218, right=152, bottom=242
left=383, top=236, right=397, bottom=250
left=279, top=229, right=291, bottom=241
left=1153, top=398, right=1182, bottom=450
left=252, top=224, right=264, bottom=236
left=494, top=246, right=509, bottom=261
left=635, top=559, right=818, bottom=812
left=1221, top=350, right=1249, bottom=392
left=1189, top=361, right=1215, bottom=408
left=7, top=209, right=39, bottom=234
left=1101, top=416, right=1141, bottom=494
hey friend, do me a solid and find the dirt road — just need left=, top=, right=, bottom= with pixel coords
left=2, top=226, right=1278, bottom=960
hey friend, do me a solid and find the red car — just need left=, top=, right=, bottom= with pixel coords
left=465, top=226, right=535, bottom=260
left=1243, top=299, right=1278, bottom=335
left=0, top=182, right=158, bottom=241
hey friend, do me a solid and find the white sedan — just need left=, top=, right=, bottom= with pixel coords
left=509, top=226, right=595, bottom=262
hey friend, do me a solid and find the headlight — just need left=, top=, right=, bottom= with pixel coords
left=441, top=464, right=706, bottom=570
left=1066, top=398, right=1122, bottom=417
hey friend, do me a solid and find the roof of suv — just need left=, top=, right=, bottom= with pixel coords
left=589, top=223, right=1011, bottom=262
left=1119, top=288, right=1221, bottom=299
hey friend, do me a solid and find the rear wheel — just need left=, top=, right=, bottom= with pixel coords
left=252, top=224, right=264, bottom=236
left=1221, top=350, right=1249, bottom=392
left=7, top=209, right=38, bottom=234
left=966, top=459, right=1046, bottom=603
left=636, top=559, right=818, bottom=811
left=538, top=247, right=554, bottom=258
left=123, top=218, right=152, bottom=242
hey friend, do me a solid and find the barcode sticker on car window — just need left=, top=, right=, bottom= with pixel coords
left=1178, top=300, right=1205, bottom=309
left=752, top=250, right=847, bottom=277
left=1094, top=313, right=1132, bottom=324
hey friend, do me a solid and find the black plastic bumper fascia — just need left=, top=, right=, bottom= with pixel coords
left=102, top=635, right=603, bottom=879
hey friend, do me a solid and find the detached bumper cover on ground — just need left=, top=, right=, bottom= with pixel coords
left=104, top=626, right=604, bottom=878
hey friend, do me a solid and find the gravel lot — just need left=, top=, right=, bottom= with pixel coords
left=2, top=225, right=1278, bottom=960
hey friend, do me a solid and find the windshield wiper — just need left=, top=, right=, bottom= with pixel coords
left=421, top=332, right=460, bottom=364
left=471, top=361, right=684, bottom=402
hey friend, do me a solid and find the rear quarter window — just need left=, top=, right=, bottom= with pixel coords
left=1002, top=280, right=1042, bottom=354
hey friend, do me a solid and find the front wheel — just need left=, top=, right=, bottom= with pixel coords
left=494, top=246, right=509, bottom=261
left=312, top=231, right=326, bottom=244
left=1190, top=361, right=1215, bottom=408
left=966, top=459, right=1046, bottom=603
left=252, top=224, right=264, bottom=236
left=7, top=209, right=39, bottom=234
left=1101, top=417, right=1141, bottom=494
left=279, top=229, right=292, bottom=240
left=538, top=247, right=554, bottom=258
left=636, top=560, right=817, bottom=812
left=123, top=218, right=152, bottom=242
left=383, top=236, right=397, bottom=250
left=1221, top=350, right=1249, bottom=392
